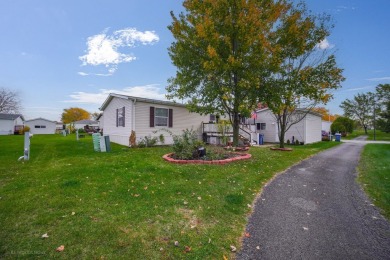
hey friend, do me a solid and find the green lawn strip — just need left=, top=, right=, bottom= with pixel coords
left=358, top=144, right=390, bottom=219
left=344, top=130, right=390, bottom=141
left=0, top=135, right=339, bottom=259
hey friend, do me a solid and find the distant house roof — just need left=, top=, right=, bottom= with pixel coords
left=0, top=113, right=24, bottom=121
left=25, top=117, right=56, bottom=123
left=255, top=108, right=322, bottom=118
left=99, top=93, right=186, bottom=111
left=73, top=119, right=98, bottom=125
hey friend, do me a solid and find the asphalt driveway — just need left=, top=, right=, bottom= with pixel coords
left=238, top=140, right=390, bottom=260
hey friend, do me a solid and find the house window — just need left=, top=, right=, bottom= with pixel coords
left=35, top=125, right=41, bottom=128
left=210, top=114, right=216, bottom=122
left=34, top=125, right=46, bottom=128
left=155, top=108, right=169, bottom=126
left=41, top=125, right=46, bottom=128
left=116, top=107, right=125, bottom=127
left=257, top=123, right=266, bottom=130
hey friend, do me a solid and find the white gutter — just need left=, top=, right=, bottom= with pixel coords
left=132, top=98, right=137, bottom=132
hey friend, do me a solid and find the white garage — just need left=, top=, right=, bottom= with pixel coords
left=25, top=118, right=56, bottom=134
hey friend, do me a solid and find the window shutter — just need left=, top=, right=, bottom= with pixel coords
left=150, top=106, right=155, bottom=127
left=116, top=109, right=118, bottom=127
left=122, top=107, right=125, bottom=127
left=169, top=109, right=173, bottom=128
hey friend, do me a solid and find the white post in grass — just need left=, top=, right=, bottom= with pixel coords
left=76, top=128, right=79, bottom=141
left=19, top=132, right=32, bottom=161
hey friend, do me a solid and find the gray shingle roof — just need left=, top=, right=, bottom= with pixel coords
left=0, top=113, right=24, bottom=121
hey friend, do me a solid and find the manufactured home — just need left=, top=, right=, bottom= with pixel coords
left=25, top=118, right=56, bottom=134
left=99, top=93, right=215, bottom=146
left=0, top=113, right=24, bottom=135
left=254, top=108, right=322, bottom=144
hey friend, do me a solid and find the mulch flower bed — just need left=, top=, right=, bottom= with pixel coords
left=163, top=152, right=252, bottom=165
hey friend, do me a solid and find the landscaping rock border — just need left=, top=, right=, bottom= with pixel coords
left=162, top=153, right=252, bottom=165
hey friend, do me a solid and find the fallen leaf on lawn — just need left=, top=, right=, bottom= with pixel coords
left=256, top=246, right=260, bottom=250
left=184, top=246, right=191, bottom=253
left=247, top=204, right=252, bottom=208
left=56, top=245, right=65, bottom=252
left=245, top=232, right=251, bottom=238
left=230, top=245, right=237, bottom=252
left=208, top=238, right=211, bottom=243
left=41, top=233, right=49, bottom=238
left=134, top=194, right=140, bottom=197
left=144, top=186, right=148, bottom=190
left=190, top=225, right=196, bottom=229
left=71, top=212, right=76, bottom=216
left=183, top=201, right=188, bottom=205
left=223, top=255, right=228, bottom=260
left=174, top=241, right=179, bottom=247
left=197, top=197, right=201, bottom=200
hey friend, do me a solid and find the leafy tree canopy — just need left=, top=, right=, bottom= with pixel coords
left=340, top=93, right=373, bottom=134
left=167, top=0, right=291, bottom=145
left=61, top=107, right=90, bottom=124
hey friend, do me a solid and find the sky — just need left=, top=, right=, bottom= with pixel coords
left=0, top=0, right=389, bottom=121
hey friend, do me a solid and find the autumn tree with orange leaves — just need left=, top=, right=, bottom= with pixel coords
left=168, top=0, right=295, bottom=146
left=259, top=3, right=344, bottom=148
left=313, top=107, right=339, bottom=121
left=61, top=107, right=90, bottom=124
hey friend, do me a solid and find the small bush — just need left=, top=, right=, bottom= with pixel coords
left=159, top=134, right=165, bottom=145
left=295, top=139, right=299, bottom=145
left=78, top=128, right=86, bottom=133
left=129, top=130, right=136, bottom=147
left=20, top=125, right=30, bottom=134
left=138, top=135, right=158, bottom=148
left=286, top=139, right=291, bottom=145
left=172, top=129, right=204, bottom=160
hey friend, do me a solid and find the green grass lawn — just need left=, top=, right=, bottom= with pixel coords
left=344, top=129, right=390, bottom=141
left=0, top=134, right=339, bottom=259
left=358, top=144, right=390, bottom=219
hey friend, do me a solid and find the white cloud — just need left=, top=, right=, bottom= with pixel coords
left=79, top=28, right=159, bottom=75
left=367, top=77, right=390, bottom=81
left=64, top=84, right=166, bottom=105
left=78, top=72, right=89, bottom=76
left=316, top=38, right=334, bottom=50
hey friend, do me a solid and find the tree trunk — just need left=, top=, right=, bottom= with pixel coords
left=279, top=131, right=285, bottom=148
left=278, top=112, right=288, bottom=148
left=233, top=112, right=240, bottom=146
left=364, top=125, right=368, bottom=134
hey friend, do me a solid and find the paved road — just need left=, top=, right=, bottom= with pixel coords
left=238, top=140, right=390, bottom=260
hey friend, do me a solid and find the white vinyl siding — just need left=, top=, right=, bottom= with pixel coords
left=135, top=101, right=209, bottom=145
left=255, top=109, right=321, bottom=144
left=25, top=118, right=56, bottom=134
left=305, top=113, right=322, bottom=144
left=102, top=97, right=133, bottom=145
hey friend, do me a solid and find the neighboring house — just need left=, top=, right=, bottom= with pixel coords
left=96, top=113, right=104, bottom=130
left=25, top=118, right=56, bottom=134
left=99, top=93, right=212, bottom=146
left=72, top=120, right=99, bottom=131
left=322, top=120, right=332, bottom=134
left=55, top=121, right=65, bottom=132
left=0, top=113, right=24, bottom=135
left=254, top=108, right=322, bottom=144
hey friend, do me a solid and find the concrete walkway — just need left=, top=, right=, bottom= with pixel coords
left=238, top=140, right=390, bottom=259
